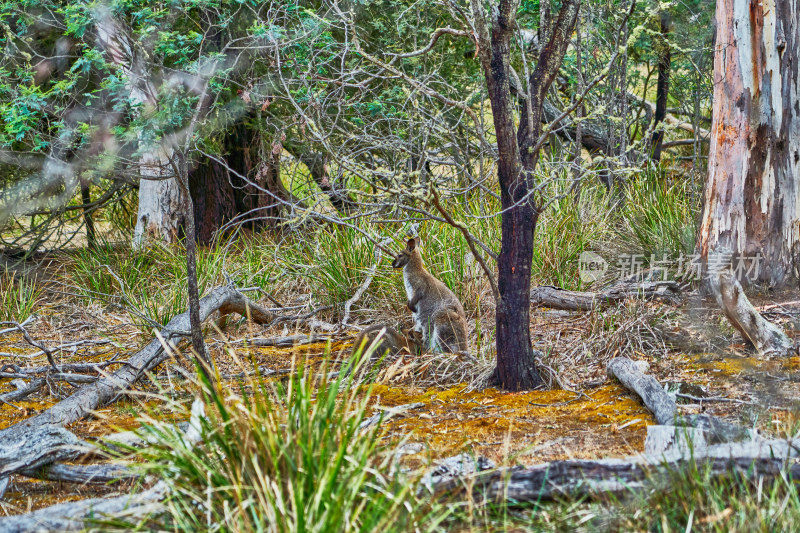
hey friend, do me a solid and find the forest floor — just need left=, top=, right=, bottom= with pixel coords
left=3, top=251, right=800, bottom=517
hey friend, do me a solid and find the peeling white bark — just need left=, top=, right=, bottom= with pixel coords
left=133, top=153, right=182, bottom=248
left=698, top=0, right=800, bottom=286
left=95, top=8, right=182, bottom=248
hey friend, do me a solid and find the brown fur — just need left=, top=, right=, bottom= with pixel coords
left=350, top=325, right=423, bottom=358
left=391, top=237, right=468, bottom=353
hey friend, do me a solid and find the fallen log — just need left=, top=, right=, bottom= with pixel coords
left=0, top=481, right=167, bottom=532
left=607, top=357, right=752, bottom=453
left=433, top=455, right=800, bottom=503
left=18, top=462, right=136, bottom=484
left=0, top=425, right=89, bottom=478
left=607, top=358, right=676, bottom=425
left=0, top=400, right=206, bottom=531
left=710, top=269, right=793, bottom=356
left=530, top=281, right=679, bottom=311
left=0, top=288, right=266, bottom=501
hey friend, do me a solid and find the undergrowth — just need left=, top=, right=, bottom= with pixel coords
left=114, top=345, right=800, bottom=533
left=63, top=174, right=698, bottom=340
left=132, top=348, right=451, bottom=532
left=0, top=269, right=41, bottom=322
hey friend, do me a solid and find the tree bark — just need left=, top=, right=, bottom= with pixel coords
left=651, top=11, right=671, bottom=161
left=79, top=178, right=96, bottom=249
left=190, top=119, right=293, bottom=240
left=133, top=157, right=183, bottom=247
left=475, top=0, right=579, bottom=391
left=0, top=425, right=87, bottom=478
left=697, top=0, right=800, bottom=287
left=709, top=269, right=793, bottom=356
left=175, top=153, right=211, bottom=382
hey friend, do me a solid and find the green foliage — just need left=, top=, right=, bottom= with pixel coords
left=532, top=183, right=615, bottom=291
left=619, top=173, right=698, bottom=260
left=135, top=351, right=448, bottom=532
left=0, top=269, right=41, bottom=322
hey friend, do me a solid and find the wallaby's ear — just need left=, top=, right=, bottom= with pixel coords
left=406, top=237, right=417, bottom=251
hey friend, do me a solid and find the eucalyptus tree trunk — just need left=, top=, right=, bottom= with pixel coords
left=94, top=9, right=183, bottom=248
left=697, top=0, right=800, bottom=287
left=133, top=160, right=183, bottom=247
left=471, top=0, right=579, bottom=390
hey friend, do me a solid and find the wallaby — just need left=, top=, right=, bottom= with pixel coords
left=350, top=325, right=423, bottom=358
left=391, top=237, right=468, bottom=353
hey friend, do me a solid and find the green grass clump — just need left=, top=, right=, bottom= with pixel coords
left=136, top=349, right=449, bottom=532
left=532, top=183, right=615, bottom=290
left=0, top=269, right=41, bottom=322
left=615, top=460, right=800, bottom=532
left=70, top=239, right=229, bottom=331
left=619, top=174, right=698, bottom=260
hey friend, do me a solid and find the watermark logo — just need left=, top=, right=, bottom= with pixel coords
left=579, top=251, right=608, bottom=282
left=575, top=251, right=763, bottom=283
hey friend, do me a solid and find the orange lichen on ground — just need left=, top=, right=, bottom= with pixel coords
left=368, top=383, right=652, bottom=465
left=0, top=399, right=58, bottom=430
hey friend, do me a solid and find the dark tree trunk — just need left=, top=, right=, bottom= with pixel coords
left=651, top=12, right=671, bottom=162
left=174, top=152, right=211, bottom=384
left=79, top=178, right=96, bottom=249
left=190, top=119, right=290, bottom=241
left=474, top=0, right=579, bottom=391
left=697, top=0, right=800, bottom=287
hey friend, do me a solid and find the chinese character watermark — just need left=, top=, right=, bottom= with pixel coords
left=577, top=252, right=763, bottom=283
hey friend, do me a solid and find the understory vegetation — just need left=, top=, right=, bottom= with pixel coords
left=107, top=350, right=800, bottom=533
left=64, top=174, right=698, bottom=340
left=48, top=175, right=800, bottom=533
left=3, top=0, right=798, bottom=531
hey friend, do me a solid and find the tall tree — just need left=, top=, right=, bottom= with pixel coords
left=697, top=0, right=800, bottom=286
left=650, top=10, right=671, bottom=162
left=470, top=0, right=580, bottom=390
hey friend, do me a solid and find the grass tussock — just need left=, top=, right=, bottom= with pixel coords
left=134, top=348, right=450, bottom=533
left=619, top=174, right=698, bottom=261
left=0, top=269, right=42, bottom=323
left=615, top=461, right=800, bottom=532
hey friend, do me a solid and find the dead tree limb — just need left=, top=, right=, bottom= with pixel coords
left=0, top=425, right=89, bottom=477
left=530, top=281, right=679, bottom=311
left=710, top=269, right=793, bottom=356
left=0, top=378, right=45, bottom=403
left=432, top=455, right=800, bottom=504
left=0, top=286, right=271, bottom=439
left=607, top=357, right=676, bottom=425
left=18, top=462, right=136, bottom=484
left=607, top=357, right=751, bottom=452
left=236, top=334, right=331, bottom=347
left=0, top=480, right=167, bottom=532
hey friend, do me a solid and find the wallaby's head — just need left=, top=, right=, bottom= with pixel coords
left=391, top=237, right=421, bottom=269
